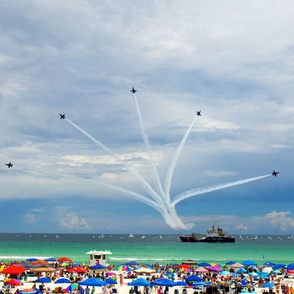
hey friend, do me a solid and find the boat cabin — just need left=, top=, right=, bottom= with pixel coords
left=86, top=250, right=112, bottom=267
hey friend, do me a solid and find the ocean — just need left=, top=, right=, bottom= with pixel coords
left=0, top=233, right=293, bottom=266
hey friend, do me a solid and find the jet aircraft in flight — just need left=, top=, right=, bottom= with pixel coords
left=5, top=162, right=13, bottom=168
left=196, top=111, right=201, bottom=116
left=59, top=114, right=66, bottom=119
left=272, top=170, right=279, bottom=177
left=130, top=87, right=137, bottom=93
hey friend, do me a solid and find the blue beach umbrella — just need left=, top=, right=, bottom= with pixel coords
left=176, top=281, right=188, bottom=286
left=237, top=268, right=247, bottom=273
left=198, top=262, right=211, bottom=267
left=90, top=264, right=108, bottom=269
left=44, top=258, right=56, bottom=262
left=128, top=278, right=150, bottom=287
left=193, top=282, right=205, bottom=286
left=262, top=283, right=275, bottom=288
left=105, top=279, right=118, bottom=284
left=286, top=263, right=294, bottom=270
left=79, top=278, right=106, bottom=287
left=220, top=271, right=231, bottom=276
left=263, top=261, right=276, bottom=267
left=26, top=258, right=38, bottom=262
left=35, top=277, right=51, bottom=283
left=186, top=275, right=202, bottom=282
left=54, top=278, right=71, bottom=284
left=145, top=264, right=154, bottom=269
left=151, top=278, right=176, bottom=287
left=125, top=261, right=140, bottom=266
left=273, top=264, right=286, bottom=270
left=226, top=261, right=236, bottom=265
left=242, top=260, right=257, bottom=266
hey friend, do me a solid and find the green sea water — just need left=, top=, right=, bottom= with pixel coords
left=0, top=233, right=293, bottom=266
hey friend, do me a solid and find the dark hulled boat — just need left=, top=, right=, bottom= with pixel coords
left=180, top=225, right=235, bottom=243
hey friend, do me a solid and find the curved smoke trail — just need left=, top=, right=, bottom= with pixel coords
left=171, top=174, right=271, bottom=206
left=25, top=168, right=161, bottom=211
left=164, top=117, right=197, bottom=201
left=65, top=118, right=163, bottom=205
left=133, top=93, right=165, bottom=197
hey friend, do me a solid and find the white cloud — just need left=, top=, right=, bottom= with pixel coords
left=59, top=211, right=91, bottom=230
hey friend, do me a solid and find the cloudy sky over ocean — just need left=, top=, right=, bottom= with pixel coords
left=1, top=0, right=293, bottom=234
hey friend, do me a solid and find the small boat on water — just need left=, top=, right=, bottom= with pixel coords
left=179, top=225, right=235, bottom=243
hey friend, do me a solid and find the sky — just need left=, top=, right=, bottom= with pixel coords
left=0, top=0, right=294, bottom=234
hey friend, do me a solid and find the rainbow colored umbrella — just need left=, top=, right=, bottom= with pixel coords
left=64, top=283, right=78, bottom=292
left=5, top=279, right=23, bottom=286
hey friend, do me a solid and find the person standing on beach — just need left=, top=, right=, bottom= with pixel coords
left=85, top=286, right=90, bottom=294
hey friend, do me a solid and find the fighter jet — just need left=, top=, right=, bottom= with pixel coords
left=130, top=87, right=137, bottom=93
left=59, top=114, right=66, bottom=119
left=272, top=170, right=279, bottom=177
left=5, top=162, right=13, bottom=168
left=196, top=111, right=201, bottom=116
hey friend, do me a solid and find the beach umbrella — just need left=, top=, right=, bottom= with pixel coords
left=287, top=270, right=294, bottom=275
left=176, top=281, right=189, bottom=286
left=67, top=266, right=87, bottom=273
left=145, top=264, right=154, bottom=269
left=262, top=267, right=273, bottom=273
left=220, top=271, right=231, bottom=276
left=192, top=282, right=205, bottom=286
left=273, top=264, right=286, bottom=270
left=26, top=258, right=38, bottom=262
left=54, top=278, right=71, bottom=284
left=90, top=264, right=108, bottom=270
left=1, top=265, right=26, bottom=275
left=195, top=267, right=208, bottom=273
left=262, top=283, right=275, bottom=288
left=198, top=262, right=211, bottom=267
left=182, top=259, right=197, bottom=265
left=44, top=257, right=56, bottom=262
left=206, top=266, right=222, bottom=272
left=231, top=263, right=244, bottom=268
left=106, top=272, right=116, bottom=277
left=242, top=260, right=257, bottom=266
left=263, top=261, right=276, bottom=266
left=128, top=278, right=150, bottom=287
left=64, top=283, right=79, bottom=292
left=4, top=279, right=23, bottom=286
left=105, top=279, right=118, bottom=284
left=237, top=268, right=247, bottom=273
left=134, top=268, right=156, bottom=274
left=57, top=257, right=72, bottom=262
left=30, top=263, right=50, bottom=268
left=286, top=263, right=294, bottom=270
left=17, top=262, right=32, bottom=268
left=186, top=275, right=202, bottom=282
left=79, top=278, right=106, bottom=287
left=226, top=261, right=236, bottom=265
left=35, top=277, right=51, bottom=283
left=177, top=264, right=192, bottom=269
left=29, top=267, right=56, bottom=273
left=151, top=278, right=176, bottom=287
left=19, top=290, right=40, bottom=294
left=31, top=260, right=48, bottom=265
left=257, top=272, right=269, bottom=278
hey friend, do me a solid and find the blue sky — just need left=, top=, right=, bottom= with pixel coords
left=0, top=0, right=293, bottom=234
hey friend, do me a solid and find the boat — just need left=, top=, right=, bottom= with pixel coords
left=179, top=225, right=235, bottom=243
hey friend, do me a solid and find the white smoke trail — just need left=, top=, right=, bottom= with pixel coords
left=133, top=93, right=165, bottom=197
left=171, top=174, right=271, bottom=206
left=65, top=118, right=163, bottom=205
left=25, top=168, right=161, bottom=211
left=164, top=117, right=197, bottom=201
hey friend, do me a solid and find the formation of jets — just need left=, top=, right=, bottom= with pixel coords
left=272, top=170, right=279, bottom=177
left=130, top=87, right=137, bottom=93
left=196, top=111, right=201, bottom=116
left=4, top=162, right=13, bottom=168
left=59, top=114, right=66, bottom=119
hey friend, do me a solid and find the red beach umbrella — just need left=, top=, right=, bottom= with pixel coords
left=57, top=257, right=72, bottom=262
left=1, top=265, right=26, bottom=275
left=5, top=279, right=24, bottom=286
left=177, top=264, right=192, bottom=269
left=67, top=266, right=87, bottom=273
